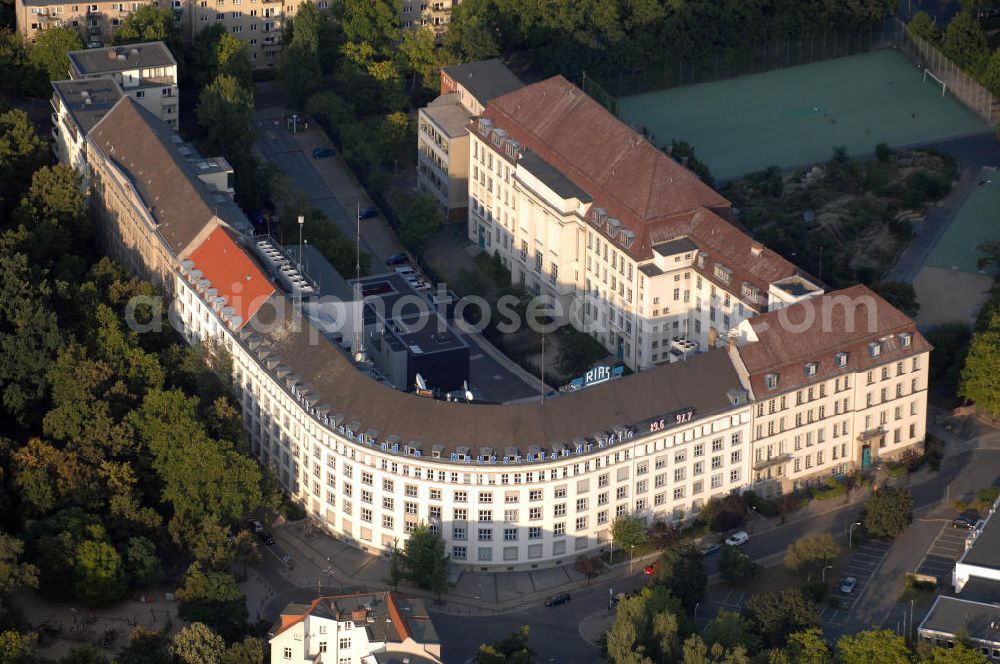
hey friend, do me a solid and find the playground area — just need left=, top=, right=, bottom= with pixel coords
left=618, top=49, right=989, bottom=180
left=913, top=172, right=1000, bottom=326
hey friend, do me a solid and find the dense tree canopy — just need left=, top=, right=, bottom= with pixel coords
left=28, top=26, right=83, bottom=81
left=960, top=309, right=1000, bottom=417
left=862, top=487, right=913, bottom=540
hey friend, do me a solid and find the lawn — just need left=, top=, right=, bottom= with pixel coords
left=618, top=49, right=988, bottom=180
left=924, top=172, right=1000, bottom=274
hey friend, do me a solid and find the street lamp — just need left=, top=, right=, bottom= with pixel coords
left=822, top=565, right=833, bottom=582
left=849, top=521, right=862, bottom=549
left=629, top=545, right=636, bottom=574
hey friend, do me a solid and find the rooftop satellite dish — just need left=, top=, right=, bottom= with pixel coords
left=463, top=380, right=473, bottom=402
left=415, top=373, right=427, bottom=391
left=465, top=390, right=474, bottom=402
left=354, top=351, right=365, bottom=362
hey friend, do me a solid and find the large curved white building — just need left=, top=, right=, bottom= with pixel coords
left=58, top=74, right=931, bottom=572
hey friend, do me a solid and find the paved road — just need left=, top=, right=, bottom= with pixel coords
left=888, top=131, right=1000, bottom=283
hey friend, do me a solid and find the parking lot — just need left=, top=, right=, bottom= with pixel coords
left=820, top=540, right=892, bottom=626
left=914, top=521, right=970, bottom=584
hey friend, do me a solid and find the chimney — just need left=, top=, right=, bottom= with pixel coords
left=750, top=240, right=763, bottom=257
left=351, top=609, right=366, bottom=621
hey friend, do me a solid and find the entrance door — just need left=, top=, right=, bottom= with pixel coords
left=616, top=336, right=624, bottom=361
left=478, top=226, right=485, bottom=249
left=861, top=445, right=872, bottom=469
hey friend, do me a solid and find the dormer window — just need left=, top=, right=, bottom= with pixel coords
left=899, top=332, right=912, bottom=348
left=869, top=341, right=881, bottom=358
left=713, top=263, right=733, bottom=284
left=606, top=217, right=621, bottom=237
left=804, top=362, right=818, bottom=377
left=620, top=229, right=636, bottom=249
left=696, top=251, right=707, bottom=268
left=593, top=207, right=607, bottom=226
left=764, top=373, right=779, bottom=390
left=835, top=352, right=848, bottom=368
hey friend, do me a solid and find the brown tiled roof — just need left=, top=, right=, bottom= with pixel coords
left=738, top=285, right=932, bottom=396
left=89, top=97, right=239, bottom=257
left=479, top=76, right=729, bottom=258
left=247, top=294, right=744, bottom=457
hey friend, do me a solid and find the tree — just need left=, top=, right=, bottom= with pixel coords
left=941, top=11, right=989, bottom=74
left=474, top=626, right=536, bottom=664
left=718, top=545, right=758, bottom=584
left=113, top=4, right=183, bottom=61
left=924, top=642, right=989, bottom=663
left=28, top=27, right=83, bottom=81
left=606, top=585, right=686, bottom=664
left=116, top=628, right=173, bottom=664
left=171, top=622, right=224, bottom=664
left=398, top=524, right=449, bottom=598
left=700, top=495, right=746, bottom=532
left=124, top=536, right=162, bottom=588
left=611, top=513, right=647, bottom=551
left=58, top=646, right=109, bottom=664
left=73, top=538, right=127, bottom=605
left=783, top=533, right=840, bottom=578
left=647, top=521, right=680, bottom=551
left=387, top=540, right=403, bottom=590
left=874, top=282, right=919, bottom=318
left=681, top=633, right=750, bottom=664
left=175, top=563, right=248, bottom=640
left=398, top=27, right=440, bottom=90
left=835, top=629, right=909, bottom=664
left=959, top=310, right=1000, bottom=417
left=783, top=628, right=830, bottom=663
left=703, top=610, right=759, bottom=654
left=0, top=630, right=36, bottom=663
left=861, top=487, right=913, bottom=540
left=280, top=42, right=323, bottom=109
left=221, top=637, right=264, bottom=664
left=392, top=191, right=444, bottom=251
left=651, top=545, right=706, bottom=612
left=190, top=25, right=253, bottom=90
left=983, top=48, right=1000, bottom=97
left=572, top=554, right=607, bottom=584
left=0, top=109, right=52, bottom=219
left=742, top=589, right=819, bottom=649
left=908, top=12, right=941, bottom=42
left=333, top=0, right=400, bottom=56
left=444, top=0, right=500, bottom=62
left=196, top=74, right=256, bottom=160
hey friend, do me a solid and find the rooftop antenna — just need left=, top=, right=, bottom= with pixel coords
left=352, top=202, right=365, bottom=362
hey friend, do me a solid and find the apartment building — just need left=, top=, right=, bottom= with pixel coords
left=268, top=592, right=441, bottom=664
left=67, top=42, right=178, bottom=128
left=399, top=0, right=454, bottom=37
left=418, top=59, right=522, bottom=220
left=14, top=0, right=161, bottom=46
left=50, top=77, right=123, bottom=177
left=466, top=75, right=821, bottom=371
left=54, top=68, right=931, bottom=572
left=730, top=285, right=931, bottom=494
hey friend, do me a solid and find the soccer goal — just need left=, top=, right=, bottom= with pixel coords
left=923, top=68, right=947, bottom=97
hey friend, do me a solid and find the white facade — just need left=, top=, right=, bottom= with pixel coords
left=270, top=614, right=376, bottom=664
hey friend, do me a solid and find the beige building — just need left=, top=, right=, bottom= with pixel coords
left=68, top=42, right=178, bottom=128
left=467, top=75, right=823, bottom=371
left=14, top=0, right=162, bottom=47
left=50, top=76, right=123, bottom=178
left=53, top=61, right=931, bottom=572
left=417, top=59, right=522, bottom=220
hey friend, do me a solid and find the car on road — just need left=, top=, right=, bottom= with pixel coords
left=953, top=514, right=979, bottom=530
left=256, top=531, right=275, bottom=545
left=359, top=207, right=378, bottom=220
left=724, top=531, right=749, bottom=546
left=699, top=543, right=721, bottom=556
left=395, top=266, right=418, bottom=278
left=544, top=593, right=571, bottom=607
left=386, top=252, right=408, bottom=266
left=642, top=565, right=655, bottom=576
left=246, top=519, right=264, bottom=534
left=312, top=147, right=336, bottom=159
left=840, top=576, right=857, bottom=594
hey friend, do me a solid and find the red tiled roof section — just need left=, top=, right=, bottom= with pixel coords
left=188, top=229, right=275, bottom=328
left=481, top=76, right=730, bottom=259
left=738, top=285, right=932, bottom=396
left=385, top=592, right=411, bottom=642
left=272, top=598, right=322, bottom=637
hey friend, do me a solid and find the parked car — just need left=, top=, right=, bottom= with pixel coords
left=359, top=207, right=378, bottom=220
left=545, top=593, right=571, bottom=607
left=699, top=543, right=721, bottom=556
left=395, top=266, right=418, bottom=277
left=386, top=252, right=408, bottom=266
left=953, top=515, right=979, bottom=530
left=642, top=565, right=655, bottom=576
left=840, top=576, right=857, bottom=594
left=256, top=531, right=275, bottom=545
left=724, top=531, right=749, bottom=546
left=410, top=281, right=431, bottom=292
left=312, top=147, right=336, bottom=159
left=245, top=519, right=264, bottom=534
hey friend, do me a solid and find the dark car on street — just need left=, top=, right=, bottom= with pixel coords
left=256, top=531, right=275, bottom=545
left=312, top=147, right=336, bottom=159
left=700, top=542, right=721, bottom=556
left=953, top=514, right=979, bottom=530
left=545, top=592, right=571, bottom=607
left=359, top=207, right=378, bottom=220
left=386, top=252, right=408, bottom=266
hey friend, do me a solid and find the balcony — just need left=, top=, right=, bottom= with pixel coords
left=857, top=426, right=885, bottom=442
left=753, top=453, right=792, bottom=471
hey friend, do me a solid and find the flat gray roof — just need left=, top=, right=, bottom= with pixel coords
left=422, top=93, right=472, bottom=139
left=960, top=502, right=1000, bottom=570
left=441, top=59, right=524, bottom=106
left=68, top=42, right=175, bottom=76
left=918, top=596, right=1000, bottom=646
left=520, top=150, right=591, bottom=202
left=653, top=237, right=699, bottom=257
left=52, top=77, right=123, bottom=134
